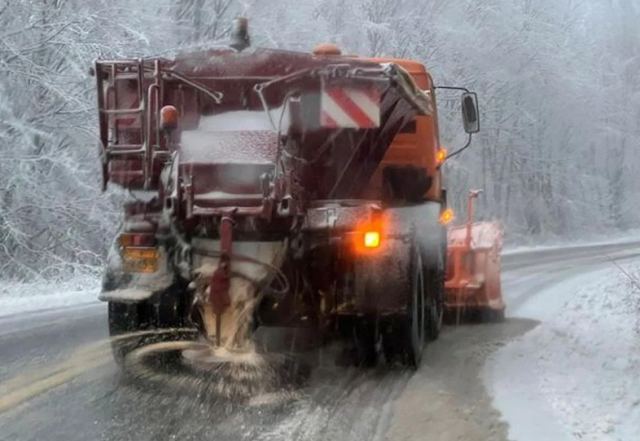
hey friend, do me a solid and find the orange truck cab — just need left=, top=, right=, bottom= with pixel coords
left=363, top=57, right=443, bottom=203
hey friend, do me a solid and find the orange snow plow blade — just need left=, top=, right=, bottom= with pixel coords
left=444, top=191, right=505, bottom=321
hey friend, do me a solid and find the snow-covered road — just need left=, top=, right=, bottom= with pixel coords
left=1, top=241, right=639, bottom=441
left=485, top=246, right=640, bottom=441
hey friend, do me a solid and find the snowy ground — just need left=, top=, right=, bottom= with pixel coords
left=484, top=258, right=640, bottom=441
left=2, top=241, right=639, bottom=441
left=503, top=228, right=640, bottom=255
left=0, top=276, right=100, bottom=318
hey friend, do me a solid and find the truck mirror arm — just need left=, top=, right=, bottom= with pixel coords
left=434, top=85, right=479, bottom=163
left=445, top=133, right=472, bottom=161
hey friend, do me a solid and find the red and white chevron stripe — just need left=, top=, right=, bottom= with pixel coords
left=320, top=86, right=381, bottom=129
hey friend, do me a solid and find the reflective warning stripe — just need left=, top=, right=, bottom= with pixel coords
left=321, top=86, right=380, bottom=128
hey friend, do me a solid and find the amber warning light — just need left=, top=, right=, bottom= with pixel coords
left=353, top=219, right=385, bottom=253
left=436, top=147, right=447, bottom=166
left=160, top=105, right=179, bottom=131
left=439, top=208, right=455, bottom=225
left=363, top=231, right=381, bottom=249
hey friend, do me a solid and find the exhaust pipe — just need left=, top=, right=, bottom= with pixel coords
left=230, top=17, right=250, bottom=52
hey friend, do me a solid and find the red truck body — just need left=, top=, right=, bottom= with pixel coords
left=95, top=31, right=493, bottom=369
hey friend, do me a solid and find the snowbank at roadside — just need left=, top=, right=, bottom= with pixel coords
left=505, top=228, right=640, bottom=255
left=484, top=261, right=640, bottom=441
left=0, top=276, right=101, bottom=318
left=503, top=228, right=640, bottom=255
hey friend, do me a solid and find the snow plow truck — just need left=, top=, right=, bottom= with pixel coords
left=95, top=19, right=503, bottom=369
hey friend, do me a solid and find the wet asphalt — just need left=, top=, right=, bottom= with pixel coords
left=1, top=241, right=639, bottom=441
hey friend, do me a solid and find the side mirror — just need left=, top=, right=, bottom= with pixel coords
left=461, top=92, right=479, bottom=134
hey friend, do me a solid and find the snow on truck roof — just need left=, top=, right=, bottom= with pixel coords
left=167, top=47, right=429, bottom=80
left=180, top=129, right=278, bottom=165
left=168, top=47, right=372, bottom=78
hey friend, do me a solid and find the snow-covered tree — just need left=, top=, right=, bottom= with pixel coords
left=1, top=0, right=639, bottom=280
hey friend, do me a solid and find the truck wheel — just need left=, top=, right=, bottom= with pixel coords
left=107, top=287, right=188, bottom=366
left=425, top=251, right=444, bottom=341
left=380, top=245, right=425, bottom=368
left=400, top=248, right=425, bottom=368
left=108, top=301, right=144, bottom=365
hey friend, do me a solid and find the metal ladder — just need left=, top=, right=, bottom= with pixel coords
left=95, top=58, right=168, bottom=190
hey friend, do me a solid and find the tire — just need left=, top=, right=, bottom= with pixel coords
left=405, top=248, right=426, bottom=368
left=380, top=243, right=426, bottom=368
left=425, top=250, right=444, bottom=341
left=107, top=287, right=188, bottom=366
left=108, top=301, right=142, bottom=365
